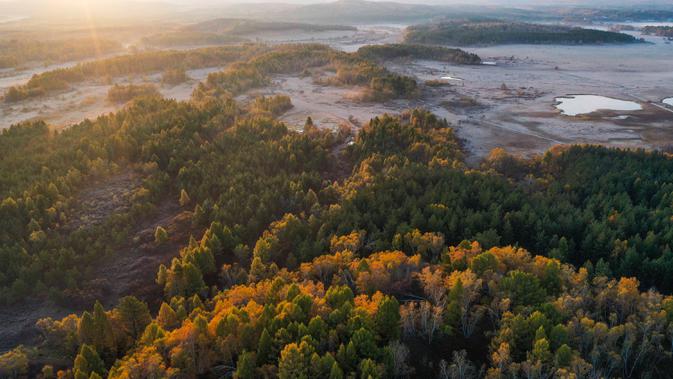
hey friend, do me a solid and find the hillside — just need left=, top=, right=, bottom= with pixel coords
left=3, top=97, right=673, bottom=376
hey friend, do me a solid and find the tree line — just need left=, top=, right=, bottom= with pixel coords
left=0, top=38, right=121, bottom=70
left=404, top=20, right=642, bottom=46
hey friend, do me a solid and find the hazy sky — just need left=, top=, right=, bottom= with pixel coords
left=0, top=0, right=671, bottom=7
left=2, top=0, right=671, bottom=4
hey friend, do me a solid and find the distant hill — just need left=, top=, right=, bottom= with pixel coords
left=186, top=18, right=356, bottom=34
left=141, top=18, right=356, bottom=48
left=273, top=0, right=443, bottom=23
left=404, top=20, right=643, bottom=46
left=185, top=0, right=673, bottom=25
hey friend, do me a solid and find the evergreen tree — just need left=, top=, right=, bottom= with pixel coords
left=157, top=302, right=179, bottom=329
left=73, top=344, right=105, bottom=377
left=257, top=328, right=273, bottom=365
left=155, top=226, right=169, bottom=245
left=374, top=296, right=401, bottom=342
left=329, top=362, right=344, bottom=379
left=92, top=301, right=116, bottom=358
left=116, top=296, right=151, bottom=339
left=234, top=351, right=256, bottom=379
left=179, top=189, right=191, bottom=207
left=279, top=343, right=308, bottom=379
left=78, top=311, right=96, bottom=345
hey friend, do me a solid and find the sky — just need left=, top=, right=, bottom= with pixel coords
left=2, top=0, right=672, bottom=4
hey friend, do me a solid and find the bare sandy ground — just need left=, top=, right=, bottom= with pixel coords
left=237, top=75, right=412, bottom=131
left=0, top=66, right=225, bottom=130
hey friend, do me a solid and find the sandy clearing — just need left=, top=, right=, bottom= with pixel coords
left=0, top=66, right=226, bottom=130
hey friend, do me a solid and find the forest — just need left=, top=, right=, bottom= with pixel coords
left=404, top=20, right=642, bottom=46
left=3, top=40, right=673, bottom=378
left=0, top=38, right=121, bottom=69
left=356, top=44, right=482, bottom=65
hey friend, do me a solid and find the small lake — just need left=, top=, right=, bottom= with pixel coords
left=664, top=98, right=673, bottom=107
left=554, top=95, right=642, bottom=116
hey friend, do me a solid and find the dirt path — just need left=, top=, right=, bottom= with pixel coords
left=0, top=173, right=197, bottom=352
left=93, top=200, right=195, bottom=309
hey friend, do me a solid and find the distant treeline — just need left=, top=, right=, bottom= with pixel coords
left=142, top=18, right=356, bottom=48
left=642, top=25, right=673, bottom=38
left=2, top=45, right=269, bottom=103
left=141, top=31, right=245, bottom=48
left=404, top=20, right=642, bottom=46
left=187, top=18, right=357, bottom=35
left=559, top=8, right=673, bottom=23
left=0, top=38, right=122, bottom=69
left=357, top=44, right=481, bottom=65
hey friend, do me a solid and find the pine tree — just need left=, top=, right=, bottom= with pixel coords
left=116, top=296, right=151, bottom=339
left=329, top=362, right=344, bottom=379
left=359, top=358, right=380, bottom=379
left=155, top=226, right=169, bottom=245
left=555, top=344, right=573, bottom=367
left=278, top=343, right=308, bottom=379
left=157, top=302, right=179, bottom=329
left=179, top=189, right=191, bottom=207
left=234, top=351, right=256, bottom=379
left=139, top=322, right=166, bottom=345
left=257, top=328, right=272, bottom=365
left=78, top=311, right=96, bottom=345
left=73, top=344, right=105, bottom=377
left=374, top=296, right=400, bottom=342
left=156, top=264, right=167, bottom=287
left=92, top=301, right=116, bottom=357
left=183, top=262, right=206, bottom=296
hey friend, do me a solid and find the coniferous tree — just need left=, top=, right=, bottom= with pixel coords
left=116, top=296, right=151, bottom=339
left=257, top=328, right=273, bottom=365
left=234, top=351, right=256, bottom=379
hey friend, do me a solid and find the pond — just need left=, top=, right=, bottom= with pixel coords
left=554, top=95, right=642, bottom=116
